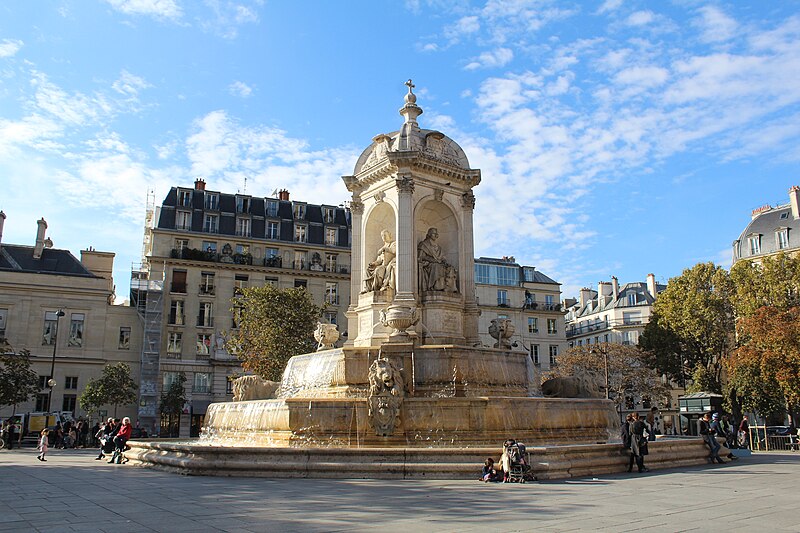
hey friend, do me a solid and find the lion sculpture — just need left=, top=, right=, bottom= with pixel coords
left=367, top=358, right=405, bottom=437
left=541, top=370, right=602, bottom=399
left=231, top=375, right=281, bottom=401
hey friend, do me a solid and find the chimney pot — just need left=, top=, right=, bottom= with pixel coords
left=194, top=178, right=206, bottom=191
left=789, top=186, right=800, bottom=220
left=33, top=218, right=48, bottom=259
left=278, top=189, right=290, bottom=201
left=647, top=273, right=658, bottom=299
left=0, top=210, right=5, bottom=247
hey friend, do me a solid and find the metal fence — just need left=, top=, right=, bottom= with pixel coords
left=748, top=426, right=799, bottom=452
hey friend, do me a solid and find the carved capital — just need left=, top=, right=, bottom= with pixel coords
left=374, top=191, right=385, bottom=204
left=395, top=177, right=415, bottom=194
left=350, top=199, right=364, bottom=215
left=433, top=188, right=444, bottom=202
left=461, top=190, right=476, bottom=209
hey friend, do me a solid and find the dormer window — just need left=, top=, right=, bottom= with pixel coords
left=236, top=196, right=251, bottom=213
left=176, top=211, right=192, bottom=231
left=777, top=228, right=789, bottom=250
left=781, top=212, right=789, bottom=219
left=236, top=217, right=251, bottom=237
left=266, top=200, right=279, bottom=218
left=748, top=234, right=761, bottom=255
left=293, top=202, right=306, bottom=220
left=323, top=207, right=335, bottom=224
left=178, top=189, right=192, bottom=207
left=295, top=224, right=307, bottom=243
left=204, top=193, right=219, bottom=210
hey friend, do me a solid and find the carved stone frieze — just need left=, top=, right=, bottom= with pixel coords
left=395, top=176, right=415, bottom=194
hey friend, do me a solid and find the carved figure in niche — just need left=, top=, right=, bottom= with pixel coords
left=418, top=227, right=458, bottom=293
left=231, top=375, right=280, bottom=401
left=220, top=243, right=234, bottom=263
left=310, top=252, right=324, bottom=271
left=367, top=358, right=404, bottom=437
left=362, top=229, right=396, bottom=293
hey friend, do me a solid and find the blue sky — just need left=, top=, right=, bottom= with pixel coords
left=1, top=0, right=799, bottom=302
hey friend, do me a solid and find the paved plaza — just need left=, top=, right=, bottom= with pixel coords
left=0, top=447, right=798, bottom=533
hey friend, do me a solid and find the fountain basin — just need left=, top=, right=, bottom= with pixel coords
left=126, top=438, right=718, bottom=480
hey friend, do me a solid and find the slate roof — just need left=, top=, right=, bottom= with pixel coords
left=0, top=244, right=96, bottom=277
left=568, top=281, right=667, bottom=318
left=734, top=203, right=800, bottom=260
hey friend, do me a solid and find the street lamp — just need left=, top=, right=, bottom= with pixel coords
left=46, top=309, right=65, bottom=413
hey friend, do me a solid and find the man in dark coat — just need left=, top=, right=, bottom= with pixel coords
left=630, top=412, right=650, bottom=473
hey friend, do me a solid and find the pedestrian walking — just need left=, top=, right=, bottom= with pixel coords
left=37, top=429, right=49, bottom=461
left=629, top=412, right=650, bottom=473
left=738, top=415, right=750, bottom=449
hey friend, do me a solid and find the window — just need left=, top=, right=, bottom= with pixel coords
left=266, top=200, right=279, bottom=217
left=65, top=376, right=78, bottom=390
left=0, top=308, right=7, bottom=338
left=323, top=207, right=335, bottom=223
left=197, top=334, right=213, bottom=356
left=236, top=217, right=251, bottom=237
left=265, top=277, right=278, bottom=287
left=623, top=331, right=637, bottom=345
left=623, top=311, right=642, bottom=325
left=294, top=279, right=307, bottom=289
left=169, top=301, right=185, bottom=325
left=293, top=202, right=306, bottom=219
left=198, top=302, right=213, bottom=328
left=294, top=224, right=307, bottom=243
left=204, top=214, right=219, bottom=233
left=325, top=253, right=338, bottom=273
left=628, top=293, right=637, bottom=306
left=163, top=371, right=182, bottom=388
left=497, top=290, right=508, bottom=306
left=325, top=282, right=339, bottom=305
left=236, top=196, right=250, bottom=213
left=528, top=317, right=538, bottom=334
left=119, top=327, right=131, bottom=349
left=226, top=377, right=234, bottom=395
left=235, top=244, right=250, bottom=256
left=38, top=375, right=51, bottom=389
left=549, top=345, right=559, bottom=366
left=293, top=250, right=306, bottom=270
left=200, top=272, right=215, bottom=295
left=176, top=210, right=192, bottom=230
left=171, top=270, right=187, bottom=293
left=193, top=373, right=211, bottom=393
left=62, top=395, right=77, bottom=414
left=748, top=235, right=761, bottom=255
left=167, top=333, right=182, bottom=355
left=547, top=318, right=557, bottom=335
left=777, top=229, right=789, bottom=250
left=204, top=193, right=219, bottom=210
left=234, top=274, right=248, bottom=295
left=35, top=394, right=49, bottom=412
left=266, top=221, right=280, bottom=239
left=474, top=264, right=519, bottom=286
left=531, top=344, right=540, bottom=365
left=68, top=313, right=84, bottom=347
left=42, top=311, right=60, bottom=345
left=522, top=267, right=535, bottom=282
left=178, top=189, right=192, bottom=207
left=202, top=241, right=217, bottom=254
left=604, top=333, right=610, bottom=343
left=545, top=295, right=554, bottom=306
left=175, top=238, right=189, bottom=253
left=232, top=304, right=243, bottom=329
left=324, top=311, right=338, bottom=325
left=325, top=227, right=338, bottom=246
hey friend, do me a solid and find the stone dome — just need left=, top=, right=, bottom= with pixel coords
left=353, top=128, right=471, bottom=175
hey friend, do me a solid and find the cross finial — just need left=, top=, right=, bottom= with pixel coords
left=405, top=79, right=415, bottom=93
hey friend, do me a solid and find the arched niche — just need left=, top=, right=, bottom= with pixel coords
left=363, top=201, right=397, bottom=275
left=414, top=198, right=460, bottom=273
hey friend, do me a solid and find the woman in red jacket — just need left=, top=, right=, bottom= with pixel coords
left=110, top=417, right=132, bottom=464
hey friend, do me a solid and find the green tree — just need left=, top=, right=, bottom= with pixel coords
left=228, top=285, right=324, bottom=381
left=647, top=262, right=735, bottom=392
left=78, top=362, right=138, bottom=417
left=730, top=253, right=800, bottom=317
left=0, top=348, right=40, bottom=415
left=639, top=313, right=685, bottom=385
left=547, top=344, right=671, bottom=414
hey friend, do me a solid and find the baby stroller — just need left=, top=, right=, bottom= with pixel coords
left=503, top=439, right=536, bottom=483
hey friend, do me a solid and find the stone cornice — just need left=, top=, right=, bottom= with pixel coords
left=348, top=152, right=481, bottom=191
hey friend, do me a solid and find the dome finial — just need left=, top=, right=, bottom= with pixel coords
left=400, top=78, right=422, bottom=125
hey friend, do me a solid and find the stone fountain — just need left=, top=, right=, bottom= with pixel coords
left=128, top=82, right=717, bottom=479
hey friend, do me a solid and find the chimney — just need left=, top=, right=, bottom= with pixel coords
left=790, top=186, right=800, bottom=219
left=81, top=248, right=116, bottom=296
left=611, top=276, right=619, bottom=301
left=194, top=178, right=206, bottom=191
left=0, top=210, right=5, bottom=247
left=579, top=287, right=593, bottom=307
left=647, top=273, right=658, bottom=299
left=598, top=281, right=612, bottom=298
left=278, top=189, right=290, bottom=201
left=33, top=218, right=47, bottom=259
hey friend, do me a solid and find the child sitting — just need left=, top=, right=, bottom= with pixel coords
left=480, top=457, right=502, bottom=482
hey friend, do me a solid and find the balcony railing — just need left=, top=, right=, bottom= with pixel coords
left=197, top=317, right=214, bottom=328
left=167, top=314, right=185, bottom=326
left=170, top=283, right=187, bottom=294
left=168, top=247, right=350, bottom=274
left=199, top=284, right=215, bottom=295
left=170, top=247, right=253, bottom=265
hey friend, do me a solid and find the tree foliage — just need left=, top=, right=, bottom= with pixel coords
left=724, top=350, right=786, bottom=420
left=647, top=262, right=735, bottom=392
left=228, top=285, right=324, bottom=381
left=730, top=253, right=800, bottom=317
left=159, top=373, right=187, bottom=416
left=639, top=313, right=685, bottom=385
left=78, top=362, right=138, bottom=417
left=0, top=348, right=40, bottom=413
left=547, top=344, right=671, bottom=411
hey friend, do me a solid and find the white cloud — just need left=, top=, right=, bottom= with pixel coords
left=625, top=10, right=654, bottom=27
left=614, top=65, right=669, bottom=88
left=464, top=47, right=513, bottom=70
left=695, top=5, right=737, bottom=43
left=112, top=70, right=153, bottom=98
left=444, top=15, right=480, bottom=41
left=598, top=0, right=623, bottom=14
left=0, top=39, right=23, bottom=57
left=105, top=0, right=183, bottom=20
left=201, top=0, right=260, bottom=39
left=228, top=80, right=253, bottom=98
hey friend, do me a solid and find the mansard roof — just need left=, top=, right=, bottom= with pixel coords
left=0, top=244, right=96, bottom=277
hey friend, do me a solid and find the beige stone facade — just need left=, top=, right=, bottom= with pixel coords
left=474, top=257, right=567, bottom=371
left=132, top=183, right=351, bottom=434
left=0, top=215, right=141, bottom=423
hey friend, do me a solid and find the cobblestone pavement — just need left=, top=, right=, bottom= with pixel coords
left=0, top=447, right=798, bottom=532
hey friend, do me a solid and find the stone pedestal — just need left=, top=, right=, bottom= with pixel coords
left=418, top=293, right=465, bottom=345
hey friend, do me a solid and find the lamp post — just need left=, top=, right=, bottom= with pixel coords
left=46, top=309, right=65, bottom=413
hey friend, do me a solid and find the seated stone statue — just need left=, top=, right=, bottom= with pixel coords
left=418, top=227, right=458, bottom=292
left=362, top=229, right=396, bottom=293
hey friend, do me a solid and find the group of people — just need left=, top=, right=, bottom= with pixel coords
left=1, top=419, right=19, bottom=449
left=94, top=417, right=133, bottom=464
left=50, top=419, right=94, bottom=449
left=621, top=412, right=651, bottom=473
